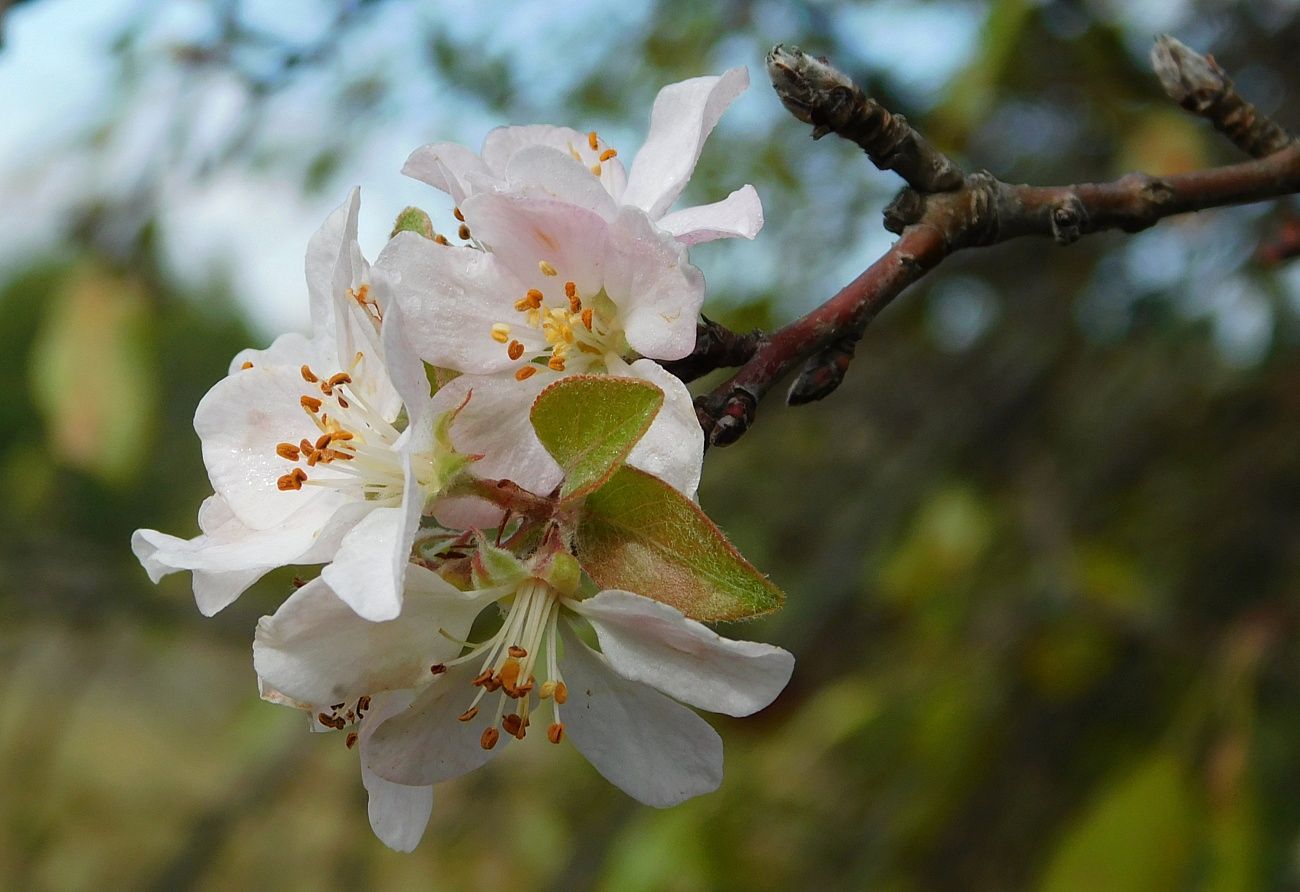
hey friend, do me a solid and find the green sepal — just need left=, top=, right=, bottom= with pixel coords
left=575, top=466, right=786, bottom=622
left=391, top=206, right=435, bottom=240
left=529, top=375, right=663, bottom=502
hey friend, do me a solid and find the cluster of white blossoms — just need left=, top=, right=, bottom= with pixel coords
left=133, top=68, right=793, bottom=851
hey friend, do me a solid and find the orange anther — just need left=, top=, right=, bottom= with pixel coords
left=429, top=663, right=447, bottom=675
left=564, top=281, right=577, bottom=298
left=300, top=365, right=319, bottom=383
left=599, top=148, right=617, bottom=162
left=507, top=340, right=525, bottom=361
left=458, top=706, right=479, bottom=722
left=345, top=731, right=358, bottom=749
left=581, top=308, right=593, bottom=330
left=480, top=727, right=500, bottom=750
left=240, top=361, right=254, bottom=370
left=502, top=714, right=523, bottom=737
left=458, top=224, right=471, bottom=241
left=515, top=366, right=538, bottom=381
left=276, top=442, right=301, bottom=461
left=587, top=131, right=599, bottom=150
left=315, top=433, right=333, bottom=450
left=472, top=669, right=494, bottom=687
left=568, top=293, right=582, bottom=313
left=300, top=395, right=322, bottom=413
left=548, top=355, right=567, bottom=372
left=327, top=372, right=352, bottom=387
left=508, top=645, right=528, bottom=658
left=547, top=722, right=565, bottom=744
left=453, top=207, right=464, bottom=221
left=434, top=234, right=450, bottom=246
left=553, top=681, right=568, bottom=705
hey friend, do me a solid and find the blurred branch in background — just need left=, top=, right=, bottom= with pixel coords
left=6, top=1, right=1300, bottom=889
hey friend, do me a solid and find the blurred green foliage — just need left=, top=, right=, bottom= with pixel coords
left=5, top=0, right=1300, bottom=889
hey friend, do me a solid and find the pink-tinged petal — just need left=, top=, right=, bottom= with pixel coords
left=253, top=568, right=480, bottom=705
left=194, top=363, right=350, bottom=530
left=376, top=232, right=543, bottom=374
left=657, top=184, right=764, bottom=245
left=360, top=690, right=434, bottom=852
left=402, top=142, right=491, bottom=205
left=366, top=662, right=503, bottom=787
left=502, top=146, right=619, bottom=219
left=305, top=190, right=359, bottom=339
left=320, top=449, right=423, bottom=621
left=459, top=192, right=607, bottom=297
left=603, top=207, right=704, bottom=361
left=434, top=373, right=563, bottom=498
left=375, top=271, right=434, bottom=426
left=481, top=124, right=629, bottom=201
left=557, top=624, right=723, bottom=807
left=571, top=591, right=793, bottom=717
left=625, top=360, right=704, bottom=498
left=622, top=68, right=750, bottom=220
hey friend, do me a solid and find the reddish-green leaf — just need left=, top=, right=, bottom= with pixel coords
left=576, top=466, right=785, bottom=622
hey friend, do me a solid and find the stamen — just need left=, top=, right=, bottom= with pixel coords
left=547, top=355, right=567, bottom=372
left=547, top=722, right=564, bottom=744
left=581, top=308, right=594, bottom=330
left=538, top=260, right=558, bottom=277
left=599, top=148, right=617, bottom=162
left=590, top=164, right=602, bottom=176
left=345, top=731, right=359, bottom=749
left=502, top=713, right=523, bottom=737
left=588, top=131, right=599, bottom=150
left=515, top=366, right=538, bottom=381
left=568, top=293, right=582, bottom=314
left=315, top=433, right=333, bottom=450
left=458, top=224, right=471, bottom=241
left=453, top=207, right=464, bottom=222
left=276, top=442, right=301, bottom=461
left=507, top=340, right=525, bottom=361
left=430, top=663, right=447, bottom=675
left=472, top=669, right=495, bottom=687
left=490, top=323, right=511, bottom=344
left=553, top=681, right=568, bottom=705
left=458, top=705, right=479, bottom=722
left=300, top=395, right=322, bottom=413
left=434, top=234, right=450, bottom=246
left=539, top=681, right=556, bottom=700
left=241, top=361, right=254, bottom=370
left=277, top=468, right=308, bottom=491
left=480, top=727, right=500, bottom=750
left=508, top=645, right=528, bottom=659
left=301, top=365, right=319, bottom=383
left=327, top=372, right=352, bottom=387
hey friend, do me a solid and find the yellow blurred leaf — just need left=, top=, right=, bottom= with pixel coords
left=29, top=264, right=157, bottom=483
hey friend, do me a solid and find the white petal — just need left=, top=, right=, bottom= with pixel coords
left=305, top=190, right=360, bottom=339
left=253, top=569, right=482, bottom=705
left=194, top=362, right=350, bottom=530
left=571, top=591, right=793, bottom=717
left=376, top=232, right=543, bottom=374
left=604, top=207, right=704, bottom=361
left=558, top=624, right=723, bottom=807
left=402, top=142, right=492, bottom=205
left=657, top=184, right=764, bottom=245
left=624, top=360, right=703, bottom=498
left=358, top=689, right=435, bottom=851
left=190, top=567, right=268, bottom=616
left=320, top=466, right=421, bottom=622
left=366, top=662, right=503, bottom=787
left=229, top=331, right=327, bottom=377
left=502, top=145, right=619, bottom=219
left=622, top=68, right=749, bottom=220
left=459, top=191, right=608, bottom=298
left=434, top=373, right=564, bottom=498
left=375, top=272, right=435, bottom=427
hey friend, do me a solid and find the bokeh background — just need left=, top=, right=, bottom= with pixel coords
left=4, top=0, right=1300, bottom=888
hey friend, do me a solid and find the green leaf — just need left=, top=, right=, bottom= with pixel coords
left=1039, top=751, right=1197, bottom=892
left=576, top=466, right=785, bottom=622
left=530, top=375, right=663, bottom=502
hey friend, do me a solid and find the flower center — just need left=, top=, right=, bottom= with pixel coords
left=273, top=355, right=420, bottom=504
left=430, top=578, right=569, bottom=750
left=494, top=269, right=623, bottom=383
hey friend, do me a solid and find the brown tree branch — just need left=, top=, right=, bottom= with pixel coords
left=684, top=40, right=1300, bottom=447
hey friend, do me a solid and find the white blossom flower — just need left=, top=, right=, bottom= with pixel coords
left=403, top=68, right=763, bottom=246
left=252, top=545, right=794, bottom=848
left=133, top=189, right=473, bottom=620
left=377, top=188, right=706, bottom=501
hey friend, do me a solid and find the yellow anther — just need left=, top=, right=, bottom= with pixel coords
left=539, top=680, right=557, bottom=700
left=547, top=722, right=565, bottom=744
left=599, top=148, right=617, bottom=162
left=539, top=260, right=558, bottom=277
left=587, top=131, right=599, bottom=150
left=276, top=442, right=301, bottom=461
left=590, top=164, right=602, bottom=176
left=300, top=365, right=319, bottom=383
left=490, top=323, right=511, bottom=343
left=480, top=727, right=500, bottom=750
left=515, top=366, right=538, bottom=381
left=498, top=658, right=522, bottom=693
left=507, top=340, right=525, bottom=361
